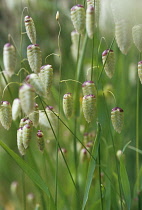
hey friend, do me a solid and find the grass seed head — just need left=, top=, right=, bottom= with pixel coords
left=3, top=43, right=16, bottom=77
left=63, top=93, right=73, bottom=118
left=12, top=98, right=21, bottom=121
left=82, top=94, right=96, bottom=123
left=111, top=107, right=124, bottom=133
left=82, top=81, right=96, bottom=96
left=27, top=44, right=42, bottom=73
left=86, top=6, right=95, bottom=39
left=19, top=84, right=35, bottom=115
left=132, top=24, right=142, bottom=52
left=0, top=101, right=12, bottom=130
left=23, top=124, right=32, bottom=149
left=24, top=16, right=36, bottom=44
left=71, top=4, right=85, bottom=34
left=102, top=49, right=115, bottom=78
left=17, top=127, right=26, bottom=156
left=28, top=103, right=39, bottom=128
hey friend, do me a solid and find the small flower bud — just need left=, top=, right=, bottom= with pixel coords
left=24, top=16, right=36, bottom=44
left=0, top=101, right=12, bottom=130
left=63, top=93, right=73, bottom=118
left=27, top=44, right=42, bottom=73
left=19, top=84, right=35, bottom=115
left=111, top=107, right=124, bottom=133
left=3, top=43, right=16, bottom=77
left=102, top=49, right=115, bottom=78
left=71, top=4, right=85, bottom=34
left=82, top=94, right=96, bottom=123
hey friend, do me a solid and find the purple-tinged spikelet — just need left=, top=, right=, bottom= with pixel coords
left=63, top=93, right=73, bottom=118
left=27, top=44, right=42, bottom=73
left=39, top=65, right=53, bottom=94
left=23, top=124, right=32, bottom=149
left=0, top=101, right=12, bottom=130
left=12, top=98, right=21, bottom=121
left=132, top=25, right=142, bottom=52
left=25, top=73, right=45, bottom=96
left=37, top=130, right=44, bottom=151
left=82, top=94, right=96, bottom=123
left=17, top=127, right=26, bottom=156
left=82, top=81, right=96, bottom=96
left=138, top=61, right=142, bottom=84
left=71, top=4, right=85, bottom=34
left=102, top=49, right=115, bottom=78
left=28, top=103, right=39, bottom=128
left=3, top=43, right=16, bottom=77
left=19, top=84, right=35, bottom=115
left=111, top=107, right=124, bottom=133
left=24, top=16, right=36, bottom=44
left=86, top=6, right=95, bottom=39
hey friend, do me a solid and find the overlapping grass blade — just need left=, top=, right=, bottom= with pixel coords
left=0, top=140, right=55, bottom=209
left=82, top=122, right=101, bottom=210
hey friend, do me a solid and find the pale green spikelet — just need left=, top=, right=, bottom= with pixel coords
left=39, top=110, right=50, bottom=129
left=24, top=16, right=36, bottom=44
left=102, top=49, right=115, bottom=78
left=12, top=98, right=21, bottom=121
left=28, top=103, right=39, bottom=128
left=17, top=127, right=26, bottom=156
left=3, top=43, right=16, bottom=77
left=22, top=124, right=32, bottom=149
left=132, top=24, right=142, bottom=52
left=87, top=0, right=94, bottom=7
left=82, top=94, right=96, bottom=123
left=70, top=30, right=80, bottom=61
left=39, top=65, right=53, bottom=94
left=37, top=130, right=44, bottom=151
left=27, top=44, right=42, bottom=73
left=82, top=81, right=96, bottom=96
left=45, top=106, right=58, bottom=130
left=19, top=84, right=35, bottom=115
left=0, top=101, right=12, bottom=130
left=138, top=61, right=142, bottom=84
left=25, top=73, right=45, bottom=96
left=86, top=5, right=95, bottom=39
left=63, top=93, right=73, bottom=118
left=71, top=4, right=85, bottom=34
left=111, top=107, right=124, bottom=133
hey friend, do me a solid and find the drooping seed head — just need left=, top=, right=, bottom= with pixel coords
left=12, top=98, right=21, bottom=121
left=17, top=127, right=26, bottom=156
left=27, top=44, right=42, bottom=73
left=132, top=24, right=142, bottom=52
left=24, top=16, right=36, bottom=44
left=0, top=101, right=12, bottom=130
left=86, top=5, right=95, bottom=39
left=22, top=124, right=32, bottom=149
left=102, top=49, right=115, bottom=78
left=111, top=107, right=124, bottom=133
left=71, top=4, right=85, bottom=34
left=63, top=93, right=73, bottom=118
left=3, top=43, right=16, bottom=77
left=19, top=84, right=35, bottom=115
left=82, top=94, right=96, bottom=123
left=82, top=81, right=96, bottom=96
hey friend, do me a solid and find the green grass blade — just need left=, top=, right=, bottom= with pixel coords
left=0, top=140, right=56, bottom=210
left=82, top=122, right=101, bottom=210
left=120, top=158, right=131, bottom=210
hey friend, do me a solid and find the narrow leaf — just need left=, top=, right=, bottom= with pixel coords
left=0, top=140, right=55, bottom=209
left=120, top=158, right=131, bottom=210
left=82, top=122, right=101, bottom=210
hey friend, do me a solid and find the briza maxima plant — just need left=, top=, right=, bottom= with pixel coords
left=102, top=49, right=115, bottom=78
left=27, top=44, right=42, bottom=74
left=132, top=24, right=142, bottom=52
left=71, top=4, right=85, bottom=34
left=17, top=127, right=26, bottom=156
left=0, top=101, right=12, bottom=130
left=82, top=94, right=96, bottom=123
left=22, top=123, right=33, bottom=149
left=82, top=81, right=96, bottom=96
left=12, top=98, right=21, bottom=121
left=24, top=16, right=36, bottom=44
left=63, top=93, right=73, bottom=118
left=111, top=107, right=124, bottom=133
left=86, top=5, right=95, bottom=39
left=3, top=43, right=16, bottom=77
left=19, top=84, right=35, bottom=115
